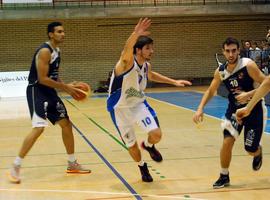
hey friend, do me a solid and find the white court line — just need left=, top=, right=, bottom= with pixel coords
left=0, top=188, right=207, bottom=200
left=147, top=96, right=221, bottom=121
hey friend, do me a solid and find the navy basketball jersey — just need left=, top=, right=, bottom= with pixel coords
left=219, top=57, right=257, bottom=109
left=28, top=42, right=60, bottom=93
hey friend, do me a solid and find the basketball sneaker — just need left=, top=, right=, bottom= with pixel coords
left=138, top=163, right=153, bottom=182
left=141, top=141, right=163, bottom=162
left=213, top=173, right=230, bottom=189
left=253, top=146, right=263, bottom=171
left=66, top=160, right=91, bottom=174
left=8, top=164, right=21, bottom=184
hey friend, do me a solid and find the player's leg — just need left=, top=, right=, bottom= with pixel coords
left=214, top=113, right=243, bottom=189
left=213, top=133, right=235, bottom=189
left=110, top=108, right=153, bottom=182
left=243, top=102, right=266, bottom=171
left=51, top=98, right=90, bottom=174
left=137, top=101, right=163, bottom=162
left=8, top=86, right=47, bottom=183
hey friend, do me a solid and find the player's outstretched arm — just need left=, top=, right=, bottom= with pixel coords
left=115, top=18, right=151, bottom=76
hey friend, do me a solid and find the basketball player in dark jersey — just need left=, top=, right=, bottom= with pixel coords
left=193, top=37, right=266, bottom=189
left=8, top=22, right=90, bottom=184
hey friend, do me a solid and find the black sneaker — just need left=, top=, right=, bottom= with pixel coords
left=138, top=163, right=153, bottom=182
left=141, top=142, right=163, bottom=162
left=253, top=146, right=263, bottom=171
left=213, top=173, right=230, bottom=189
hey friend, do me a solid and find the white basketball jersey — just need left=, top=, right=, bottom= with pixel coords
left=107, top=59, right=148, bottom=111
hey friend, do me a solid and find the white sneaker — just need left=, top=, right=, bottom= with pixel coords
left=66, top=160, right=91, bottom=174
left=8, top=164, right=21, bottom=184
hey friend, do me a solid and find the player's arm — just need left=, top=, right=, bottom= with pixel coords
left=235, top=61, right=265, bottom=104
left=148, top=63, right=192, bottom=86
left=236, top=76, right=270, bottom=123
left=247, top=60, right=266, bottom=84
left=235, top=61, right=267, bottom=123
left=114, top=18, right=151, bottom=76
left=37, top=48, right=80, bottom=98
left=193, top=68, right=221, bottom=124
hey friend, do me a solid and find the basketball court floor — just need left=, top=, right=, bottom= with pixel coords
left=1, top=86, right=270, bottom=200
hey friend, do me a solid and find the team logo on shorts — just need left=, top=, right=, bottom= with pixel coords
left=44, top=101, right=48, bottom=117
left=56, top=102, right=66, bottom=117
left=245, top=129, right=255, bottom=147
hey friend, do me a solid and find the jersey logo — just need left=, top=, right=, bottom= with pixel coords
left=238, top=72, right=244, bottom=79
left=125, top=87, right=144, bottom=99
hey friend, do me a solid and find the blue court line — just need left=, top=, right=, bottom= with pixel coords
left=71, top=123, right=142, bottom=200
left=146, top=91, right=270, bottom=134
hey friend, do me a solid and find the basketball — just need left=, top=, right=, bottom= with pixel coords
left=72, top=82, right=91, bottom=101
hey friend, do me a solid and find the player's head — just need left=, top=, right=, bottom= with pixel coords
left=133, top=36, right=154, bottom=60
left=222, top=37, right=240, bottom=65
left=47, top=22, right=65, bottom=43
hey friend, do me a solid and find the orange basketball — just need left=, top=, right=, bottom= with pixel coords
left=72, top=82, right=91, bottom=101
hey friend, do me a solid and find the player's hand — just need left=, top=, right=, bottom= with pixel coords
left=235, top=91, right=251, bottom=104
left=64, top=83, right=82, bottom=99
left=174, top=80, right=192, bottom=87
left=193, top=109, right=204, bottom=124
left=134, top=18, right=151, bottom=36
left=235, top=107, right=250, bottom=124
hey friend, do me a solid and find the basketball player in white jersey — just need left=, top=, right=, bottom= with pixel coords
left=107, top=18, right=192, bottom=182
left=8, top=22, right=91, bottom=184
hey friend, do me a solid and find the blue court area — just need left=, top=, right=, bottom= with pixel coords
left=147, top=91, right=270, bottom=134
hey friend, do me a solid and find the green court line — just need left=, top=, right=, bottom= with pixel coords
left=64, top=98, right=127, bottom=150
left=82, top=113, right=128, bottom=150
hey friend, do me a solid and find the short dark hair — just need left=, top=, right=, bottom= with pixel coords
left=47, top=22, right=62, bottom=37
left=222, top=37, right=240, bottom=49
left=133, top=36, right=153, bottom=54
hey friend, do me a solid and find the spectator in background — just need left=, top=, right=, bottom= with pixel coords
left=249, top=41, right=262, bottom=67
left=266, top=28, right=270, bottom=44
left=261, top=42, right=270, bottom=75
left=240, top=40, right=251, bottom=58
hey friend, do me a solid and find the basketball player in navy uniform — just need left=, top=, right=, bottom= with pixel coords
left=193, top=37, right=266, bottom=189
left=8, top=22, right=90, bottom=184
left=107, top=18, right=192, bottom=182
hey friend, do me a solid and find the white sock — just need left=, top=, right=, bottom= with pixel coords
left=144, top=140, right=153, bottom=148
left=14, top=156, right=22, bottom=166
left=138, top=160, right=145, bottom=167
left=221, top=168, right=229, bottom=175
left=67, top=154, right=76, bottom=162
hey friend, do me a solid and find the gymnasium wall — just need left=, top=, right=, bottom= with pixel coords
left=0, top=6, right=270, bottom=89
